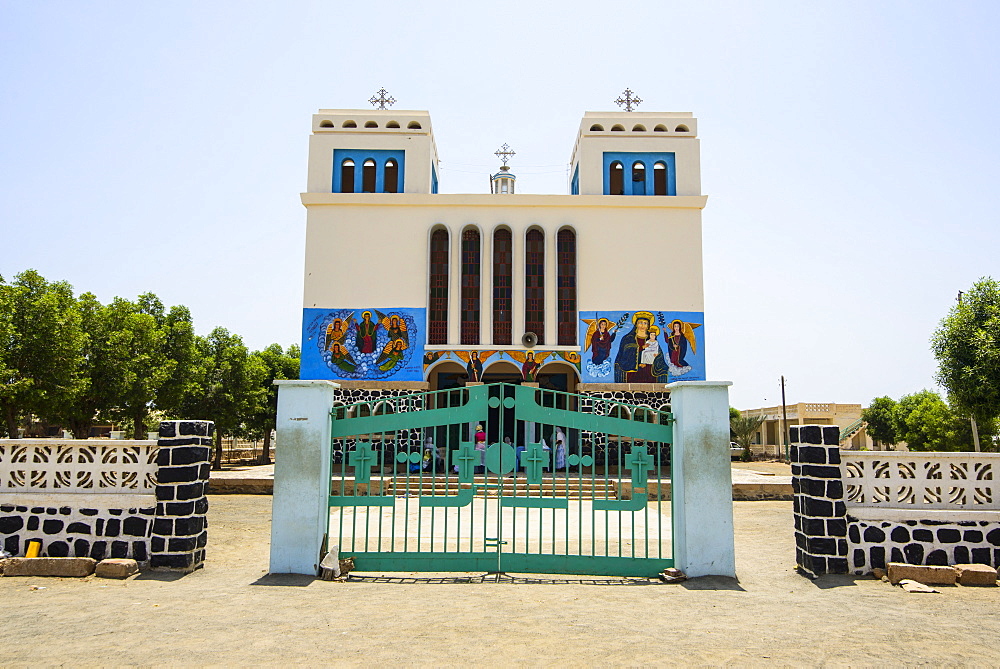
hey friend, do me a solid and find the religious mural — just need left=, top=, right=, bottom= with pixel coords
left=300, top=308, right=425, bottom=381
left=423, top=350, right=581, bottom=382
left=578, top=311, right=705, bottom=384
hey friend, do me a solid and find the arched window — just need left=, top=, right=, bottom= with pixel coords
left=524, top=229, right=545, bottom=344
left=653, top=124, right=667, bottom=132
left=340, top=159, right=355, bottom=193
left=460, top=228, right=480, bottom=345
left=611, top=124, right=625, bottom=131
left=319, top=120, right=333, bottom=128
left=407, top=121, right=422, bottom=129
left=428, top=229, right=449, bottom=344
left=386, top=120, right=400, bottom=128
left=342, top=120, right=357, bottom=128
left=384, top=159, right=399, bottom=193
left=609, top=161, right=624, bottom=195
left=632, top=161, right=646, bottom=195
left=675, top=124, right=689, bottom=132
left=492, top=228, right=512, bottom=345
left=653, top=162, right=667, bottom=196
left=364, top=121, right=378, bottom=128
left=557, top=229, right=577, bottom=345
left=590, top=124, right=604, bottom=131
left=362, top=159, right=377, bottom=193
left=632, top=124, right=646, bottom=132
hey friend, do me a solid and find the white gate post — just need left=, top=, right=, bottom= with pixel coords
left=269, top=379, right=339, bottom=575
left=667, top=380, right=736, bottom=578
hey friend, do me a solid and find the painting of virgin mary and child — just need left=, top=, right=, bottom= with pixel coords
left=580, top=311, right=703, bottom=383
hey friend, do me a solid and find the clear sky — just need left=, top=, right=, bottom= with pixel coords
left=2, top=1, right=998, bottom=409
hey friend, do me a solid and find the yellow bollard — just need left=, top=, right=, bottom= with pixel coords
left=25, top=540, right=41, bottom=558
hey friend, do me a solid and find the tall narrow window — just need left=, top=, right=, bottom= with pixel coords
left=632, top=161, right=646, bottom=195
left=492, top=228, right=512, bottom=345
left=428, top=229, right=449, bottom=344
left=460, top=228, right=480, bottom=345
left=557, top=229, right=576, bottom=345
left=340, top=159, right=355, bottom=193
left=524, top=229, right=545, bottom=344
left=384, top=159, right=399, bottom=193
left=653, top=162, right=667, bottom=196
left=609, top=161, right=624, bottom=195
left=362, top=159, right=377, bottom=193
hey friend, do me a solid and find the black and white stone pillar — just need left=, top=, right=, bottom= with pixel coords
left=791, top=424, right=848, bottom=578
left=151, top=420, right=212, bottom=571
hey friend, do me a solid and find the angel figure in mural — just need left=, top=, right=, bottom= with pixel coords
left=382, top=313, right=409, bottom=349
left=582, top=317, right=619, bottom=366
left=376, top=338, right=408, bottom=373
left=613, top=311, right=670, bottom=383
left=324, top=316, right=353, bottom=352
left=354, top=311, right=379, bottom=354
left=508, top=350, right=552, bottom=382
left=665, top=319, right=700, bottom=377
left=328, top=342, right=357, bottom=374
left=455, top=351, right=495, bottom=382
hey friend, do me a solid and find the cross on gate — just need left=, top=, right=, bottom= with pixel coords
left=495, top=143, right=515, bottom=167
left=455, top=441, right=478, bottom=482
left=522, top=442, right=550, bottom=484
left=615, top=88, right=642, bottom=112
left=348, top=441, right=379, bottom=484
left=625, top=445, right=655, bottom=487
left=369, top=88, right=396, bottom=110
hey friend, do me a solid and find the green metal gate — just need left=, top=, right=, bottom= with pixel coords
left=328, top=383, right=673, bottom=576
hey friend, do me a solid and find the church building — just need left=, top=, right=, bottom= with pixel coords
left=298, top=93, right=709, bottom=415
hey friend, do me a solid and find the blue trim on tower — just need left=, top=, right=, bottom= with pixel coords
left=431, top=164, right=439, bottom=194
left=332, top=149, right=406, bottom=193
left=571, top=165, right=579, bottom=195
left=602, top=152, right=675, bottom=196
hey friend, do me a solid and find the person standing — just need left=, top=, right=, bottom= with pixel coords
left=474, top=424, right=487, bottom=474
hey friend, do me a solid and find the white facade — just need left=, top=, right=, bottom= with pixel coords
left=299, top=107, right=709, bottom=391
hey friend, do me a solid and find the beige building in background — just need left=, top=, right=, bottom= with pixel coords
left=739, top=403, right=875, bottom=456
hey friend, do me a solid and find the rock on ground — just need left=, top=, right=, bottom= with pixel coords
left=954, top=563, right=998, bottom=586
left=1, top=557, right=96, bottom=578
left=95, top=559, right=139, bottom=579
left=887, top=563, right=957, bottom=585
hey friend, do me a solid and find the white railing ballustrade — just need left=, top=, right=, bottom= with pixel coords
left=0, top=439, right=158, bottom=494
left=841, top=451, right=1000, bottom=511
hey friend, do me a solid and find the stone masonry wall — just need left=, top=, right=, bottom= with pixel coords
left=151, top=420, right=212, bottom=571
left=791, top=425, right=849, bottom=578
left=792, top=423, right=1000, bottom=577
left=0, top=420, right=212, bottom=572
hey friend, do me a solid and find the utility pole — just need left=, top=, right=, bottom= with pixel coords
left=781, top=376, right=789, bottom=462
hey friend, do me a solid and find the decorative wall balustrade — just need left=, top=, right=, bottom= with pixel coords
left=841, top=452, right=999, bottom=511
left=0, top=440, right=158, bottom=494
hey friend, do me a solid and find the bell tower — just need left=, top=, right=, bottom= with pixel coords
left=306, top=89, right=440, bottom=195
left=568, top=89, right=700, bottom=197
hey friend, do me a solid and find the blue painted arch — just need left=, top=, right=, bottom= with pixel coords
left=333, top=149, right=406, bottom=193
left=602, top=152, right=676, bottom=196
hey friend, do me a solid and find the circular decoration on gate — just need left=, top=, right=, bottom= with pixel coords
left=488, top=397, right=501, bottom=408
left=568, top=454, right=580, bottom=466
left=485, top=442, right=516, bottom=475
left=503, top=397, right=516, bottom=409
left=396, top=452, right=408, bottom=463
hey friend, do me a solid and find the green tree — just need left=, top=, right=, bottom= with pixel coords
left=893, top=390, right=968, bottom=452
left=861, top=396, right=898, bottom=447
left=181, top=328, right=267, bottom=469
left=0, top=270, right=85, bottom=437
left=931, top=277, right=1000, bottom=426
left=730, top=413, right=766, bottom=462
left=247, top=343, right=300, bottom=464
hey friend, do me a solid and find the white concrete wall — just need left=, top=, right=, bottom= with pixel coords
left=301, top=193, right=707, bottom=347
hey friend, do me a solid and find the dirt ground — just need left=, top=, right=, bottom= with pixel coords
left=3, top=496, right=1000, bottom=666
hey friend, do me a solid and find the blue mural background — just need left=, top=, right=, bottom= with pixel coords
left=578, top=310, right=705, bottom=383
left=301, top=307, right=426, bottom=381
